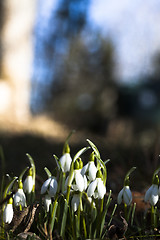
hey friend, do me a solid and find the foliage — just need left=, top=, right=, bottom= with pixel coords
left=1, top=134, right=160, bottom=239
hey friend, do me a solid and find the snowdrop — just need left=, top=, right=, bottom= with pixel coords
left=71, top=194, right=81, bottom=212
left=44, top=194, right=52, bottom=212
left=87, top=170, right=106, bottom=199
left=41, top=177, right=58, bottom=197
left=23, top=168, right=34, bottom=194
left=3, top=198, right=14, bottom=224
left=144, top=174, right=159, bottom=206
left=81, top=152, right=97, bottom=181
left=59, top=144, right=72, bottom=172
left=117, top=185, right=132, bottom=206
left=14, top=181, right=26, bottom=208
left=66, top=159, right=86, bottom=192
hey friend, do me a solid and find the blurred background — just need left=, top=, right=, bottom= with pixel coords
left=1, top=0, right=160, bottom=192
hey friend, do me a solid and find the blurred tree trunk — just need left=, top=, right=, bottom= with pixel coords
left=0, top=0, right=36, bottom=122
left=0, top=0, right=4, bottom=76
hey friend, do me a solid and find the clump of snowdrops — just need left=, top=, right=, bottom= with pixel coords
left=1, top=135, right=160, bottom=240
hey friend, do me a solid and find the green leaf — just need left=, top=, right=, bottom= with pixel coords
left=131, top=203, right=136, bottom=226
left=107, top=204, right=117, bottom=227
left=75, top=214, right=80, bottom=238
left=73, top=146, right=90, bottom=162
left=49, top=201, right=58, bottom=233
left=26, top=153, right=36, bottom=192
left=60, top=199, right=69, bottom=237
left=53, top=154, right=60, bottom=170
left=86, top=139, right=100, bottom=159
left=99, top=190, right=112, bottom=237
left=87, top=139, right=107, bottom=184
left=3, top=176, right=18, bottom=198
left=19, top=166, right=29, bottom=181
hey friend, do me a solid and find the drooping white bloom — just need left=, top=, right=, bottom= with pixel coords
left=14, top=188, right=26, bottom=207
left=44, top=195, right=52, bottom=212
left=117, top=186, right=132, bottom=206
left=71, top=169, right=84, bottom=192
left=71, top=194, right=80, bottom=212
left=23, top=175, right=33, bottom=194
left=65, top=169, right=85, bottom=192
left=59, top=153, right=72, bottom=172
left=41, top=177, right=58, bottom=197
left=87, top=178, right=106, bottom=199
left=81, top=161, right=97, bottom=181
left=3, top=198, right=14, bottom=224
left=144, top=184, right=159, bottom=206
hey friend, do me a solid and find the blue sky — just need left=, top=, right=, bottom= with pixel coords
left=34, top=0, right=160, bottom=86
left=89, top=0, right=160, bottom=85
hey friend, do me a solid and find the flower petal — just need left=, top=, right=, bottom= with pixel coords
left=71, top=194, right=80, bottom=212
left=144, top=185, right=153, bottom=202
left=87, top=179, right=97, bottom=197
left=83, top=175, right=88, bottom=190
left=44, top=195, right=52, bottom=212
left=97, top=178, right=106, bottom=199
left=117, top=188, right=124, bottom=204
left=49, top=178, right=58, bottom=197
left=150, top=185, right=159, bottom=206
left=3, top=204, right=13, bottom=224
left=60, top=153, right=72, bottom=172
left=41, top=177, right=51, bottom=194
left=23, top=176, right=33, bottom=194
left=88, top=162, right=97, bottom=181
left=14, top=189, right=26, bottom=207
left=123, top=186, right=132, bottom=205
left=81, top=163, right=89, bottom=176
left=75, top=171, right=84, bottom=192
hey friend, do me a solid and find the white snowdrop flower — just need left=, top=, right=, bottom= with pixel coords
left=23, top=170, right=34, bottom=194
left=44, top=195, right=52, bottom=212
left=14, top=188, right=26, bottom=207
left=3, top=198, right=14, bottom=224
left=83, top=174, right=87, bottom=190
left=144, top=184, right=159, bottom=206
left=65, top=159, right=85, bottom=192
left=72, top=169, right=85, bottom=192
left=49, top=177, right=58, bottom=196
left=87, top=171, right=106, bottom=199
left=41, top=177, right=58, bottom=197
left=81, top=152, right=97, bottom=181
left=71, top=194, right=80, bottom=212
left=144, top=174, right=159, bottom=206
left=41, top=178, right=52, bottom=194
left=117, top=186, right=132, bottom=206
left=60, top=153, right=72, bottom=172
left=59, top=144, right=72, bottom=172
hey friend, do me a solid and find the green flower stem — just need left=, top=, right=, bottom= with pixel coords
left=100, top=198, right=104, bottom=213
left=61, top=172, right=66, bottom=193
left=151, top=205, right=157, bottom=229
left=66, top=186, right=71, bottom=203
left=82, top=215, right=87, bottom=239
left=154, top=206, right=157, bottom=228
left=124, top=203, right=127, bottom=220
left=49, top=196, right=58, bottom=236
left=151, top=205, right=155, bottom=228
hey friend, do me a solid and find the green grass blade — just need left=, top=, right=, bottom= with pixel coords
left=49, top=201, right=58, bottom=234
left=60, top=199, right=69, bottom=238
